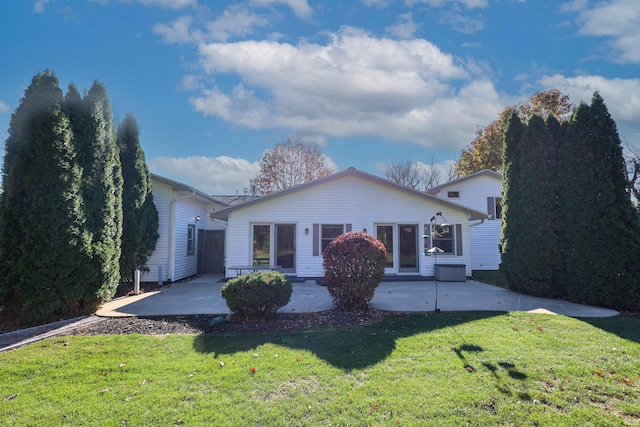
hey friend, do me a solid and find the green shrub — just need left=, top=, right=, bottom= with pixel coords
left=322, top=231, right=387, bottom=311
left=221, top=271, right=292, bottom=318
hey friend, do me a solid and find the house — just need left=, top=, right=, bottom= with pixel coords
left=210, top=168, right=487, bottom=280
left=143, top=174, right=229, bottom=283
left=427, top=169, right=503, bottom=271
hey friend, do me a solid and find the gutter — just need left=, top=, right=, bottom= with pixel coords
left=211, top=218, right=228, bottom=228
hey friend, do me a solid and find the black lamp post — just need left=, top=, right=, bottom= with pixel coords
left=427, top=212, right=449, bottom=313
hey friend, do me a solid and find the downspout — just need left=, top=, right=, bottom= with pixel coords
left=469, top=218, right=485, bottom=227
left=168, top=190, right=196, bottom=282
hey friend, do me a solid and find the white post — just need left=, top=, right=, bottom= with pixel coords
left=134, top=270, right=141, bottom=295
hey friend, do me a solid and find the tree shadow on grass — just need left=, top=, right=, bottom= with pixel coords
left=193, top=311, right=499, bottom=371
left=580, top=315, right=640, bottom=344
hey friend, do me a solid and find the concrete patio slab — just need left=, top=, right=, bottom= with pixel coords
left=96, top=274, right=618, bottom=318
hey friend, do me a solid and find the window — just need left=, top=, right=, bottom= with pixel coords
left=494, top=197, right=503, bottom=219
left=447, top=191, right=460, bottom=198
left=487, top=196, right=503, bottom=220
left=432, top=224, right=454, bottom=254
left=252, top=224, right=271, bottom=265
left=321, top=224, right=344, bottom=253
left=187, top=224, right=195, bottom=256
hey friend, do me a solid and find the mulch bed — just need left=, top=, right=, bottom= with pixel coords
left=60, top=309, right=395, bottom=337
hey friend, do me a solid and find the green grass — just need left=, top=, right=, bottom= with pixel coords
left=2, top=312, right=639, bottom=426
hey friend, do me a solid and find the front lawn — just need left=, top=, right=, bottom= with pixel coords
left=1, top=312, right=639, bottom=426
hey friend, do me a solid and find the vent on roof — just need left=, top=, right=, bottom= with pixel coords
left=447, top=191, right=460, bottom=198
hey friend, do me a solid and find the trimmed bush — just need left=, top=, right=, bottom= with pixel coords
left=322, top=231, right=387, bottom=311
left=221, top=271, right=292, bottom=318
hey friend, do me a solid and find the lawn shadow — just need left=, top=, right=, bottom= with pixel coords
left=580, top=315, right=640, bottom=344
left=193, top=311, right=500, bottom=371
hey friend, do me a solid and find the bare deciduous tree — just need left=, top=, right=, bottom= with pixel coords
left=249, top=139, right=334, bottom=195
left=384, top=158, right=455, bottom=190
left=625, top=144, right=640, bottom=201
left=384, top=160, right=421, bottom=189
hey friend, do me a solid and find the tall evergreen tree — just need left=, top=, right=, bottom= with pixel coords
left=545, top=114, right=569, bottom=293
left=68, top=81, right=123, bottom=304
left=499, top=111, right=526, bottom=291
left=559, top=94, right=640, bottom=309
left=0, top=71, right=92, bottom=324
left=116, top=112, right=159, bottom=284
left=511, top=115, right=563, bottom=296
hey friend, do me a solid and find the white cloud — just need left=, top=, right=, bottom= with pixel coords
left=0, top=100, right=10, bottom=113
left=363, top=0, right=392, bottom=8
left=539, top=74, right=640, bottom=142
left=134, top=0, right=196, bottom=8
left=33, top=0, right=52, bottom=14
left=405, top=0, right=488, bottom=9
left=148, top=156, right=261, bottom=194
left=569, top=0, right=640, bottom=63
left=205, top=4, right=270, bottom=42
left=153, top=15, right=195, bottom=44
left=91, top=0, right=196, bottom=8
left=386, top=13, right=419, bottom=39
left=559, top=0, right=588, bottom=13
left=437, top=7, right=484, bottom=34
left=188, top=28, right=502, bottom=150
left=250, top=0, right=313, bottom=19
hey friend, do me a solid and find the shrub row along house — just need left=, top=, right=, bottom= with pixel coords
left=144, top=168, right=503, bottom=283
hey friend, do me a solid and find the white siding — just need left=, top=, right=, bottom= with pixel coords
left=173, top=198, right=202, bottom=281
left=225, top=175, right=474, bottom=278
left=143, top=181, right=173, bottom=283
left=432, top=174, right=502, bottom=270
left=144, top=178, right=227, bottom=283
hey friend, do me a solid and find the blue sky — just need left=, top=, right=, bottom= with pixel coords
left=1, top=0, right=639, bottom=194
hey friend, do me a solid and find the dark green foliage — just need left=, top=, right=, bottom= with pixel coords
left=558, top=94, right=640, bottom=310
left=510, top=115, right=563, bottom=296
left=116, top=112, right=159, bottom=285
left=502, top=92, right=640, bottom=310
left=322, top=231, right=387, bottom=311
left=68, top=81, right=123, bottom=304
left=221, top=271, right=292, bottom=318
left=499, top=111, right=525, bottom=290
left=0, top=71, right=93, bottom=324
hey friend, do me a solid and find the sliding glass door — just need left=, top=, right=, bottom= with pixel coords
left=376, top=224, right=418, bottom=274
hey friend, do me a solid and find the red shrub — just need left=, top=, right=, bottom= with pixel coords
left=322, top=231, right=387, bottom=311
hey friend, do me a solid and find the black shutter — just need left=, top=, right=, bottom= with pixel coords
left=455, top=224, right=463, bottom=256
left=313, top=224, right=319, bottom=256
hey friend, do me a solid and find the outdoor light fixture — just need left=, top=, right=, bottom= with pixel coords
left=305, top=227, right=309, bottom=235
left=195, top=216, right=201, bottom=222
left=363, top=228, right=367, bottom=233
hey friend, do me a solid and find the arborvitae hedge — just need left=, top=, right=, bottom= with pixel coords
left=68, top=81, right=123, bottom=306
left=502, top=92, right=640, bottom=310
left=116, top=112, right=159, bottom=284
left=0, top=71, right=93, bottom=324
left=499, top=111, right=526, bottom=291
left=0, top=72, right=158, bottom=325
